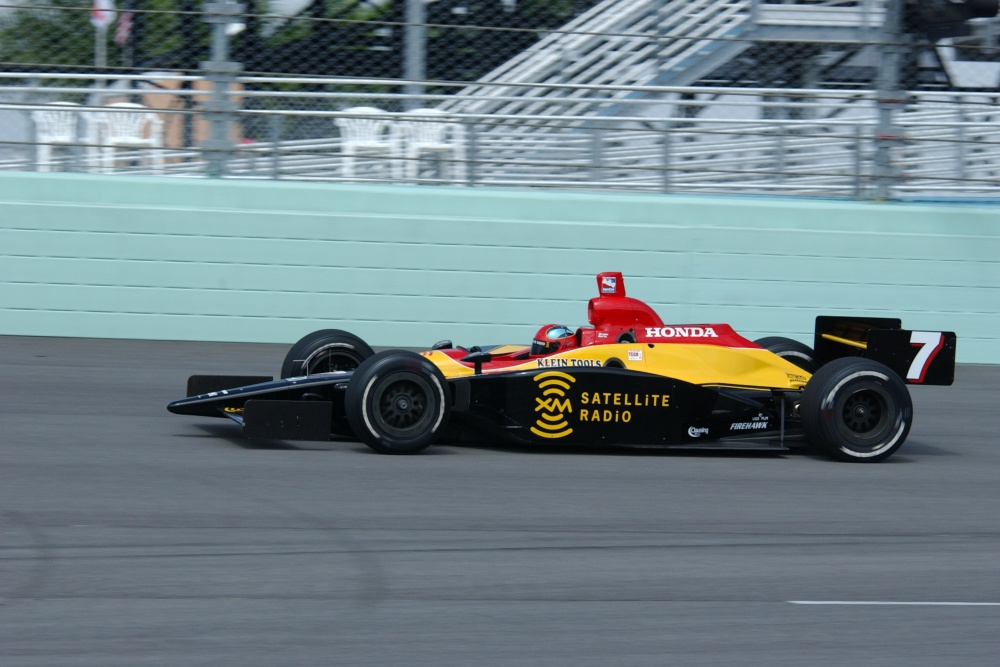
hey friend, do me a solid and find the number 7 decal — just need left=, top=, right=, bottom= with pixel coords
left=908, top=331, right=944, bottom=383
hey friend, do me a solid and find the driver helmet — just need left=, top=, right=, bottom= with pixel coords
left=531, top=324, right=577, bottom=356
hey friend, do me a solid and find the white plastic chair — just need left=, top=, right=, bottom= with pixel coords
left=395, top=108, right=467, bottom=184
left=31, top=102, right=97, bottom=172
left=94, top=102, right=165, bottom=174
left=335, top=107, right=398, bottom=179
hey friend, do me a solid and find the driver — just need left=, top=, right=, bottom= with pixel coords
left=530, top=324, right=577, bottom=356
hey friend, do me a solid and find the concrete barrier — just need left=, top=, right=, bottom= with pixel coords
left=1, top=172, right=997, bottom=363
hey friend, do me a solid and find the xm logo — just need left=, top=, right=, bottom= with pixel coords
left=531, top=371, right=575, bottom=439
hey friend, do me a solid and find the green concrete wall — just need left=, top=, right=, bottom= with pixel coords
left=1, top=172, right=997, bottom=363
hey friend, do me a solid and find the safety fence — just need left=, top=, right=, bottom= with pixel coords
left=1, top=1, right=999, bottom=199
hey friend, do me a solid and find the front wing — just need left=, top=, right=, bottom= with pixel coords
left=168, top=373, right=355, bottom=440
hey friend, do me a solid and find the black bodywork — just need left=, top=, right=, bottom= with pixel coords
left=171, top=367, right=800, bottom=452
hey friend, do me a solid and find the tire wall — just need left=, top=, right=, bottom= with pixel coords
left=1, top=172, right=997, bottom=363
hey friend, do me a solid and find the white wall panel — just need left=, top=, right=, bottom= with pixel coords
left=1, top=173, right=997, bottom=363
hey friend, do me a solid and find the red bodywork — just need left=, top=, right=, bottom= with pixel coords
left=584, top=272, right=758, bottom=349
left=436, top=272, right=761, bottom=370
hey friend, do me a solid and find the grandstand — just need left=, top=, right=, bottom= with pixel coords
left=433, top=0, right=998, bottom=196
left=2, top=0, right=998, bottom=198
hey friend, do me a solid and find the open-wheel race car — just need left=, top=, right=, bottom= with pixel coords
left=168, top=272, right=956, bottom=462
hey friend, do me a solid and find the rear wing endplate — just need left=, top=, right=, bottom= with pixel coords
left=814, top=316, right=956, bottom=386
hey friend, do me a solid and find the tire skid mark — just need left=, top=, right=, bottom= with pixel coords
left=182, top=468, right=389, bottom=609
left=0, top=510, right=56, bottom=603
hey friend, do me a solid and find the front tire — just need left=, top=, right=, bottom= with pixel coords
left=801, top=357, right=912, bottom=462
left=281, top=329, right=375, bottom=379
left=754, top=336, right=818, bottom=373
left=345, top=350, right=451, bottom=454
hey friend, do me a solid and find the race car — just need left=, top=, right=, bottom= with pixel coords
left=168, top=272, right=956, bottom=462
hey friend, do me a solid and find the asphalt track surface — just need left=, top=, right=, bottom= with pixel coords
left=1, top=335, right=998, bottom=666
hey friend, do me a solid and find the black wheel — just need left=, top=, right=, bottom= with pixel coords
left=345, top=350, right=451, bottom=454
left=800, top=357, right=912, bottom=462
left=280, top=329, right=375, bottom=379
left=755, top=336, right=818, bottom=373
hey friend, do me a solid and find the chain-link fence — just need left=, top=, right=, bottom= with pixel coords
left=1, top=0, right=998, bottom=198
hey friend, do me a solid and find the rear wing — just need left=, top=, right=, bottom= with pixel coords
left=814, top=316, right=956, bottom=386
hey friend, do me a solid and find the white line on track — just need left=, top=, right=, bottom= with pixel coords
left=789, top=601, right=1000, bottom=607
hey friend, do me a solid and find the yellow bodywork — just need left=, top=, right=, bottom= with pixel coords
left=422, top=343, right=810, bottom=390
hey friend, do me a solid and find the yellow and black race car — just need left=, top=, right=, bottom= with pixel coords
left=168, top=272, right=956, bottom=462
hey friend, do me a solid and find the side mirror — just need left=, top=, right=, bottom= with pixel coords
left=460, top=351, right=493, bottom=375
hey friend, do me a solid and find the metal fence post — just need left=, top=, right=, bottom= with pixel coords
left=774, top=128, right=786, bottom=186
left=854, top=124, right=864, bottom=199
left=661, top=124, right=672, bottom=194
left=956, top=96, right=967, bottom=183
left=269, top=113, right=282, bottom=180
left=872, top=0, right=906, bottom=200
left=404, top=0, right=427, bottom=110
left=201, top=1, right=244, bottom=178
left=590, top=128, right=604, bottom=185
left=467, top=118, right=478, bottom=186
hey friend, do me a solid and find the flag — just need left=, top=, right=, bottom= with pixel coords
left=114, top=12, right=133, bottom=45
left=90, top=0, right=116, bottom=30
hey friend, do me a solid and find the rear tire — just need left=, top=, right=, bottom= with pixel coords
left=754, top=336, right=818, bottom=373
left=345, top=350, right=451, bottom=454
left=281, top=329, right=375, bottom=379
left=801, top=357, right=912, bottom=462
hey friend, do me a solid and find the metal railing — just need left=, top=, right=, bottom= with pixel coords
left=3, top=74, right=999, bottom=198
left=1, top=1, right=998, bottom=199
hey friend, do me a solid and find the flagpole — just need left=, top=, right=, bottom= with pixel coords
left=91, top=1, right=115, bottom=101
left=95, top=24, right=107, bottom=73
left=95, top=24, right=108, bottom=102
